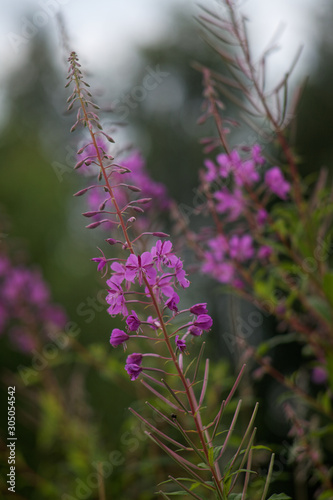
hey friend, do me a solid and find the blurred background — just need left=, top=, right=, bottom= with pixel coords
left=0, top=0, right=333, bottom=498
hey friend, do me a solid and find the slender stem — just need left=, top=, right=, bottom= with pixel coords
left=72, top=62, right=224, bottom=497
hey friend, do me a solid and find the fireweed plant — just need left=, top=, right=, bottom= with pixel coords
left=167, top=1, right=333, bottom=497
left=65, top=50, right=286, bottom=499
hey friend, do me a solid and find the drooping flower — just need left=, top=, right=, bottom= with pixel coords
left=194, top=314, right=213, bottom=331
left=190, top=303, right=208, bottom=315
left=174, top=259, right=190, bottom=288
left=126, top=310, right=141, bottom=332
left=175, top=335, right=186, bottom=352
left=165, top=292, right=180, bottom=312
left=110, top=328, right=129, bottom=347
left=264, top=167, right=290, bottom=200
left=125, top=363, right=143, bottom=381
left=188, top=325, right=203, bottom=336
left=126, top=353, right=143, bottom=366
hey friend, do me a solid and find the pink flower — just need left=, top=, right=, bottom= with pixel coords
left=151, top=240, right=176, bottom=270
left=125, top=252, right=156, bottom=286
left=258, top=246, right=273, bottom=260
left=264, top=167, right=290, bottom=200
left=188, top=326, right=203, bottom=336
left=190, top=303, right=208, bottom=315
left=229, top=235, right=254, bottom=261
left=110, top=328, right=129, bottom=347
left=175, top=335, right=186, bottom=352
left=234, top=159, right=260, bottom=187
left=203, top=159, right=218, bottom=182
left=251, top=144, right=265, bottom=165
left=126, top=353, right=143, bottom=365
left=165, top=292, right=180, bottom=312
left=257, top=208, right=268, bottom=226
left=215, top=188, right=245, bottom=221
left=125, top=363, right=143, bottom=381
left=194, top=314, right=213, bottom=331
left=126, top=311, right=141, bottom=331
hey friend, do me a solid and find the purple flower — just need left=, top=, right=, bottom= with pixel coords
left=264, top=167, right=290, bottom=200
left=125, top=363, right=143, bottom=381
left=106, top=280, right=128, bottom=317
left=151, top=240, right=176, bottom=270
left=251, top=144, right=265, bottom=165
left=126, top=353, right=143, bottom=365
left=126, top=310, right=141, bottom=331
left=188, top=326, right=203, bottom=336
left=190, top=303, right=208, bottom=315
left=110, top=328, right=129, bottom=347
left=201, top=252, right=235, bottom=284
left=229, top=235, right=254, bottom=261
left=110, top=262, right=126, bottom=283
left=234, top=159, right=260, bottom=187
left=312, top=367, right=328, bottom=385
left=146, top=316, right=160, bottom=330
left=175, top=335, right=186, bottom=352
left=194, top=314, right=213, bottom=331
left=165, top=292, right=180, bottom=312
left=203, top=159, right=218, bottom=182
left=258, top=246, right=273, bottom=260
left=216, top=153, right=232, bottom=177
left=257, top=208, right=268, bottom=226
left=125, top=252, right=157, bottom=286
left=215, top=188, right=245, bottom=221
left=174, top=259, right=190, bottom=288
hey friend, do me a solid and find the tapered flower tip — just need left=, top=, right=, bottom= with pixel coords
left=125, top=363, right=143, bottom=381
left=175, top=335, right=186, bottom=352
left=126, top=311, right=141, bottom=332
left=126, top=353, right=143, bottom=365
left=194, top=314, right=213, bottom=331
left=190, top=303, right=208, bottom=315
left=110, top=328, right=129, bottom=347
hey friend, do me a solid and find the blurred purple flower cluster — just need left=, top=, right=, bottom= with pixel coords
left=0, top=254, right=67, bottom=353
left=199, top=145, right=290, bottom=287
left=77, top=141, right=170, bottom=231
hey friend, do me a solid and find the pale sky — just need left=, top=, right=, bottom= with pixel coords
left=0, top=0, right=331, bottom=97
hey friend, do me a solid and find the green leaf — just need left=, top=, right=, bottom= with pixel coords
left=317, top=490, right=333, bottom=500
left=208, top=447, right=214, bottom=466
